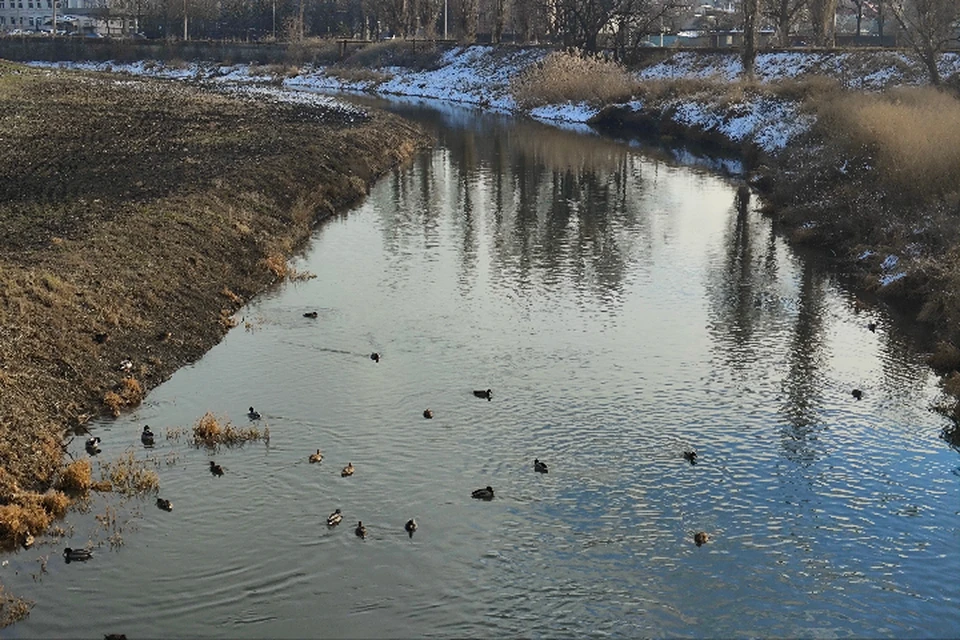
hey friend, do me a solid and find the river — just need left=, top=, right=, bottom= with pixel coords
left=4, top=97, right=959, bottom=639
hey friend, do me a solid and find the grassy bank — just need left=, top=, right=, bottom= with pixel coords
left=0, top=60, right=429, bottom=621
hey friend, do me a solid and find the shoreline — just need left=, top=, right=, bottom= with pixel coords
left=0, top=60, right=430, bottom=618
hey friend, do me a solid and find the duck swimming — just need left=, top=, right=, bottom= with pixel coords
left=327, top=508, right=343, bottom=526
left=694, top=532, right=710, bottom=547
left=355, top=521, right=367, bottom=539
left=852, top=389, right=863, bottom=400
left=370, top=352, right=381, bottom=363
left=156, top=498, right=173, bottom=512
left=473, top=389, right=492, bottom=400
left=140, top=426, right=155, bottom=446
left=471, top=486, right=495, bottom=500
left=534, top=459, right=548, bottom=474
left=309, top=449, right=323, bottom=463
left=867, top=322, right=877, bottom=333
left=423, top=409, right=434, bottom=419
left=63, top=547, right=93, bottom=562
left=303, top=311, right=318, bottom=319
left=85, top=437, right=102, bottom=455
left=683, top=451, right=698, bottom=465
left=405, top=519, right=417, bottom=538
left=341, top=462, right=355, bottom=477
left=209, top=461, right=225, bottom=477
left=248, top=407, right=262, bottom=420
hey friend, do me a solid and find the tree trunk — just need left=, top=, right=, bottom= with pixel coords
left=741, top=0, right=759, bottom=77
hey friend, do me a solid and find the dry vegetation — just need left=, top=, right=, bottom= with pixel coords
left=0, top=584, right=33, bottom=628
left=99, top=451, right=160, bottom=496
left=192, top=412, right=269, bottom=448
left=511, top=50, right=638, bottom=109
left=0, top=60, right=428, bottom=617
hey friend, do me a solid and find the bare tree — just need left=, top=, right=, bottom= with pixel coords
left=888, top=0, right=960, bottom=85
left=742, top=0, right=761, bottom=76
left=762, top=0, right=806, bottom=45
left=809, top=0, right=838, bottom=46
left=458, top=0, right=478, bottom=40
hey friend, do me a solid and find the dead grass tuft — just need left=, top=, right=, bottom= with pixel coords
left=0, top=584, right=34, bottom=628
left=221, top=286, right=244, bottom=304
left=99, top=450, right=159, bottom=496
left=102, top=378, right=143, bottom=417
left=192, top=412, right=266, bottom=448
left=325, top=66, right=391, bottom=85
left=57, top=459, right=92, bottom=493
left=39, top=489, right=70, bottom=518
left=260, top=254, right=288, bottom=278
left=511, top=50, right=637, bottom=109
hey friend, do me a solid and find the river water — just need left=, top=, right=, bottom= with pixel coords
left=4, top=99, right=959, bottom=639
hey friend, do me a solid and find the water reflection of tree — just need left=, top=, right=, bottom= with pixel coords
left=705, top=191, right=828, bottom=464
left=381, top=118, right=653, bottom=313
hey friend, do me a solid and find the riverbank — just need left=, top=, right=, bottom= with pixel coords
left=0, top=60, right=428, bottom=621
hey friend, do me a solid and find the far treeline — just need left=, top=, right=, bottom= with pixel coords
left=133, top=0, right=959, bottom=81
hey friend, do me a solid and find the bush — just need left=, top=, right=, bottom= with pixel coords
left=192, top=412, right=267, bottom=448
left=511, top=50, right=638, bottom=109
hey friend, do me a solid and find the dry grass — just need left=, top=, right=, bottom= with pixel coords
left=57, top=459, right=92, bottom=493
left=260, top=254, right=288, bottom=278
left=191, top=412, right=267, bottom=448
left=511, top=50, right=638, bottom=109
left=325, top=66, right=391, bottom=85
left=99, top=450, right=159, bottom=496
left=102, top=378, right=144, bottom=417
left=221, top=287, right=244, bottom=304
left=816, top=87, right=960, bottom=198
left=340, top=40, right=444, bottom=71
left=0, top=584, right=33, bottom=628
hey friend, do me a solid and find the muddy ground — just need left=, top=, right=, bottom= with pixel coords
left=0, top=60, right=430, bottom=601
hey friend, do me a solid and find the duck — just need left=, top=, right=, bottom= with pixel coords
left=209, top=461, right=225, bottom=477
left=405, top=518, right=417, bottom=537
left=303, top=311, right=318, bottom=319
left=118, top=359, right=133, bottom=373
left=694, top=532, right=710, bottom=547
left=852, top=389, right=863, bottom=400
left=140, top=425, right=155, bottom=446
left=473, top=389, right=492, bottom=401
left=370, top=352, right=381, bottom=363
left=471, top=486, right=495, bottom=501
left=309, top=449, right=323, bottom=463
left=327, top=508, right=343, bottom=526
left=104, top=635, right=127, bottom=640
left=423, top=409, right=434, bottom=419
left=355, top=521, right=367, bottom=539
left=683, top=450, right=698, bottom=465
left=867, top=322, right=877, bottom=333
left=156, top=498, right=173, bottom=512
left=248, top=407, right=262, bottom=420
left=63, top=547, right=93, bottom=562
left=85, top=436, right=102, bottom=455
left=534, top=458, right=548, bottom=473
left=341, top=462, right=355, bottom=477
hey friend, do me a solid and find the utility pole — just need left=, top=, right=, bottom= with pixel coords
left=443, top=0, right=447, bottom=38
left=272, top=0, right=276, bottom=39
left=52, top=0, right=57, bottom=36
left=182, top=0, right=187, bottom=40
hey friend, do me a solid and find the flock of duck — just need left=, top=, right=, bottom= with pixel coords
left=69, top=346, right=718, bottom=567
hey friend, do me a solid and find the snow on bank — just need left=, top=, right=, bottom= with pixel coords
left=32, top=45, right=954, bottom=158
left=639, top=50, right=960, bottom=90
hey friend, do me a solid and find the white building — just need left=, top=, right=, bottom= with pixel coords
left=2, top=0, right=134, bottom=35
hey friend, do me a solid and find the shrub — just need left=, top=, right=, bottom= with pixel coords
left=511, top=50, right=638, bottom=109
